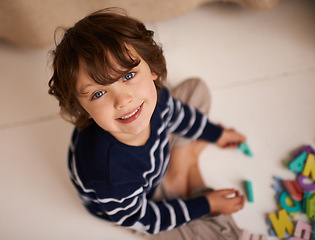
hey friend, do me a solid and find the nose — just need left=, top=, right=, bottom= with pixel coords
left=113, top=86, right=133, bottom=109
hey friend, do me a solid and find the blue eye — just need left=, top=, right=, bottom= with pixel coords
left=124, top=72, right=135, bottom=81
left=92, top=91, right=106, bottom=100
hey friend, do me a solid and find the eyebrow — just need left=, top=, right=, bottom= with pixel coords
left=77, top=84, right=92, bottom=95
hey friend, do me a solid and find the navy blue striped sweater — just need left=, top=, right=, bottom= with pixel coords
left=68, top=87, right=223, bottom=234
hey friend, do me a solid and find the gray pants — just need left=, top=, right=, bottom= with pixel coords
left=146, top=78, right=242, bottom=240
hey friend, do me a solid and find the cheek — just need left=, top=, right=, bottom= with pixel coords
left=90, top=110, right=111, bottom=129
left=79, top=100, right=104, bottom=121
left=149, top=85, right=158, bottom=105
left=91, top=104, right=110, bottom=119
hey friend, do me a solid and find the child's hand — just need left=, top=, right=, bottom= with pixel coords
left=216, top=128, right=246, bottom=149
left=205, top=189, right=245, bottom=215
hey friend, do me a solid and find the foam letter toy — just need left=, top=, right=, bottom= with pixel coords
left=272, top=176, right=285, bottom=201
left=302, top=154, right=315, bottom=180
left=266, top=218, right=277, bottom=236
left=241, top=229, right=251, bottom=240
left=294, top=145, right=315, bottom=157
left=306, top=193, right=315, bottom=219
left=279, top=192, right=302, bottom=213
left=283, top=180, right=304, bottom=201
left=289, top=152, right=308, bottom=173
left=268, top=209, right=294, bottom=238
left=251, top=235, right=267, bottom=240
left=303, top=192, right=312, bottom=212
left=294, top=220, right=312, bottom=240
left=245, top=180, right=254, bottom=202
left=238, top=142, right=253, bottom=157
left=241, top=230, right=267, bottom=240
left=297, top=175, right=315, bottom=192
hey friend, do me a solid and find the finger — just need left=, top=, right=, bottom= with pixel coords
left=229, top=194, right=245, bottom=207
left=229, top=142, right=239, bottom=148
left=235, top=195, right=245, bottom=210
left=217, top=123, right=225, bottom=128
left=230, top=131, right=246, bottom=142
left=235, top=194, right=245, bottom=205
left=220, top=189, right=240, bottom=199
left=227, top=200, right=244, bottom=213
left=242, top=198, right=246, bottom=208
left=219, top=189, right=237, bottom=196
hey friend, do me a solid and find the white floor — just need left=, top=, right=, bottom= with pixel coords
left=1, top=0, right=314, bottom=239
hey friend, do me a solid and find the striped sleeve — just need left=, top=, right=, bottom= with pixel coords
left=69, top=142, right=210, bottom=234
left=166, top=93, right=223, bottom=142
left=92, top=184, right=210, bottom=234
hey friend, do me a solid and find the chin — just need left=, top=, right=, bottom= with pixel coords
left=130, top=121, right=150, bottom=135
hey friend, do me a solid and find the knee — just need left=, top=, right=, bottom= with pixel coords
left=191, top=140, right=208, bottom=158
left=166, top=170, right=186, bottom=183
left=185, top=78, right=211, bottom=115
left=163, top=170, right=188, bottom=197
left=241, top=0, right=280, bottom=10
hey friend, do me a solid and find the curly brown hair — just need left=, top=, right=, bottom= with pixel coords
left=48, top=8, right=167, bottom=130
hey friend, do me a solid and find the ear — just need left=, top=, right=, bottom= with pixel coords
left=152, top=72, right=158, bottom=81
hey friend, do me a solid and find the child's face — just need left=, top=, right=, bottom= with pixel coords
left=76, top=54, right=158, bottom=146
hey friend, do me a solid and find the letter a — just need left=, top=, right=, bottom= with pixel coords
left=302, top=154, right=315, bottom=180
left=289, top=152, right=308, bottom=173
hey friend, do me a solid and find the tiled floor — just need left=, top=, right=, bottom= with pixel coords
left=1, top=0, right=314, bottom=239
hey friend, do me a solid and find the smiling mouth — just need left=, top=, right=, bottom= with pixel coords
left=119, top=105, right=141, bottom=120
left=117, top=103, right=144, bottom=123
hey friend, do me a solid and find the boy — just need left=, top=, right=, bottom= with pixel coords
left=49, top=8, right=246, bottom=239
